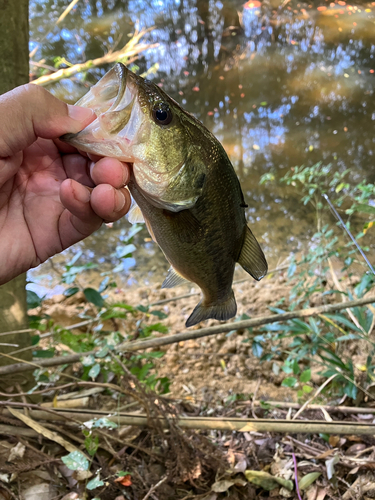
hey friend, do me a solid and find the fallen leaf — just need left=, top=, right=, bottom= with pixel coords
left=299, top=472, right=321, bottom=491
left=114, top=475, right=132, bottom=487
left=7, top=407, right=81, bottom=455
left=8, top=442, right=26, bottom=462
left=211, top=480, right=235, bottom=493
left=328, top=435, right=340, bottom=447
left=245, top=470, right=293, bottom=491
left=325, top=454, right=340, bottom=480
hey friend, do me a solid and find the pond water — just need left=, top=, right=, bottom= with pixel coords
left=28, top=0, right=375, bottom=295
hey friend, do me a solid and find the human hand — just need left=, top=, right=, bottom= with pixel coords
left=0, top=84, right=131, bottom=285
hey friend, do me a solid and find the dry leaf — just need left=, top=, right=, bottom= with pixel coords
left=211, top=480, right=235, bottom=493
left=325, top=454, right=340, bottom=480
left=305, top=484, right=318, bottom=500
left=7, top=407, right=81, bottom=455
left=316, top=487, right=328, bottom=500
left=328, top=435, right=340, bottom=447
left=114, top=475, right=132, bottom=487
left=8, top=442, right=26, bottom=462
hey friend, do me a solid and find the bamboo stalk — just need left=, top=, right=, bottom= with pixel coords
left=30, top=29, right=157, bottom=86
left=0, top=295, right=374, bottom=376
left=2, top=407, right=375, bottom=435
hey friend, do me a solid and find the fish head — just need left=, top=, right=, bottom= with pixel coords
left=61, top=63, right=207, bottom=211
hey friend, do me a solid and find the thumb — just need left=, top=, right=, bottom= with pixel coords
left=0, top=84, right=95, bottom=157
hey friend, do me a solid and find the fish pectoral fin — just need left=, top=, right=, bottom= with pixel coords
left=238, top=226, right=268, bottom=281
left=185, top=292, right=237, bottom=327
left=127, top=200, right=145, bottom=224
left=162, top=267, right=189, bottom=289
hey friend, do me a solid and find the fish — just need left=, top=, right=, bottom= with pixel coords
left=61, top=63, right=268, bottom=327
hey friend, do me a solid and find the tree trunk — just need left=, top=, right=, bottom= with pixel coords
left=0, top=0, right=32, bottom=389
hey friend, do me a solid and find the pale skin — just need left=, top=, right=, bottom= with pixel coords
left=0, top=84, right=132, bottom=285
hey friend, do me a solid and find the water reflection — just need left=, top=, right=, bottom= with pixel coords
left=29, top=0, right=375, bottom=289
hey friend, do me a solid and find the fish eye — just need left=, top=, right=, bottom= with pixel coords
left=152, top=104, right=173, bottom=126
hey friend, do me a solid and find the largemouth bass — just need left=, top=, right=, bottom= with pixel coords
left=62, top=63, right=267, bottom=327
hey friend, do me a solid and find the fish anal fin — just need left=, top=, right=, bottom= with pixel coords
left=186, top=291, right=237, bottom=327
left=162, top=267, right=189, bottom=289
left=128, top=201, right=145, bottom=224
left=238, top=226, right=268, bottom=281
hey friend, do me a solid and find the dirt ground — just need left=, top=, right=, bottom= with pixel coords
left=1, top=269, right=374, bottom=500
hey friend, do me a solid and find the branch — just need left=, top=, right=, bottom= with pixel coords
left=2, top=406, right=375, bottom=436
left=30, top=29, right=157, bottom=86
left=0, top=295, right=374, bottom=376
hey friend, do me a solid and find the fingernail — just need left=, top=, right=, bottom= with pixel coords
left=122, top=164, right=130, bottom=186
left=73, top=183, right=91, bottom=203
left=68, top=105, right=95, bottom=123
left=114, top=190, right=126, bottom=212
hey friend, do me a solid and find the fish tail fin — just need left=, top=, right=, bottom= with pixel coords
left=185, top=291, right=237, bottom=328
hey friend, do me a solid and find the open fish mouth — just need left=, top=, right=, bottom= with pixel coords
left=61, top=63, right=145, bottom=160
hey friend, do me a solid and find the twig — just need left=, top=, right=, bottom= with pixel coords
left=293, top=374, right=338, bottom=420
left=56, top=0, right=80, bottom=25
left=1, top=295, right=375, bottom=376
left=292, top=452, right=303, bottom=500
left=141, top=476, right=167, bottom=500
left=31, top=29, right=157, bottom=86
left=251, top=379, right=261, bottom=419
left=251, top=400, right=375, bottom=415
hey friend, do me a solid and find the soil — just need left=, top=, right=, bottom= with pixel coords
left=1, top=269, right=374, bottom=500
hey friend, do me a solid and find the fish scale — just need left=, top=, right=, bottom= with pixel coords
left=61, top=63, right=268, bottom=327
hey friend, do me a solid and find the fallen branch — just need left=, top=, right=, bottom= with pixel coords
left=1, top=295, right=374, bottom=376
left=2, top=406, right=375, bottom=435
left=30, top=28, right=157, bottom=86
left=251, top=400, right=375, bottom=415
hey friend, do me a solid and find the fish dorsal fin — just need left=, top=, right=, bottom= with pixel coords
left=127, top=200, right=145, bottom=224
left=162, top=267, right=189, bottom=289
left=238, top=226, right=268, bottom=281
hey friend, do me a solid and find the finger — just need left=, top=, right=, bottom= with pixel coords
left=0, top=84, right=95, bottom=157
left=59, top=179, right=103, bottom=248
left=90, top=184, right=131, bottom=222
left=90, top=157, right=130, bottom=189
left=62, top=153, right=95, bottom=187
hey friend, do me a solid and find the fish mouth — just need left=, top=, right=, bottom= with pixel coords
left=61, top=63, right=144, bottom=160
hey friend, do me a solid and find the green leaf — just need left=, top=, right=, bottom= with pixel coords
left=299, top=472, right=321, bottom=490
left=26, top=290, right=43, bottom=309
left=300, top=369, right=311, bottom=383
left=87, top=474, right=104, bottom=490
left=32, top=349, right=55, bottom=358
left=84, top=435, right=99, bottom=456
left=287, top=261, right=297, bottom=278
left=89, top=363, right=101, bottom=379
left=260, top=101, right=268, bottom=106
left=61, top=451, right=89, bottom=471
left=355, top=204, right=375, bottom=214
left=64, top=287, right=79, bottom=297
left=282, top=377, right=297, bottom=388
left=84, top=288, right=104, bottom=308
left=302, top=385, right=313, bottom=393
left=252, top=341, right=263, bottom=358
left=244, top=470, right=293, bottom=491
left=85, top=417, right=118, bottom=429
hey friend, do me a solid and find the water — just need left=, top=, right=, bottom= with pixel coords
left=28, top=0, right=375, bottom=293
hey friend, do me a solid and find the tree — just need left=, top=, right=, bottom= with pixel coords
left=0, top=0, right=32, bottom=390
